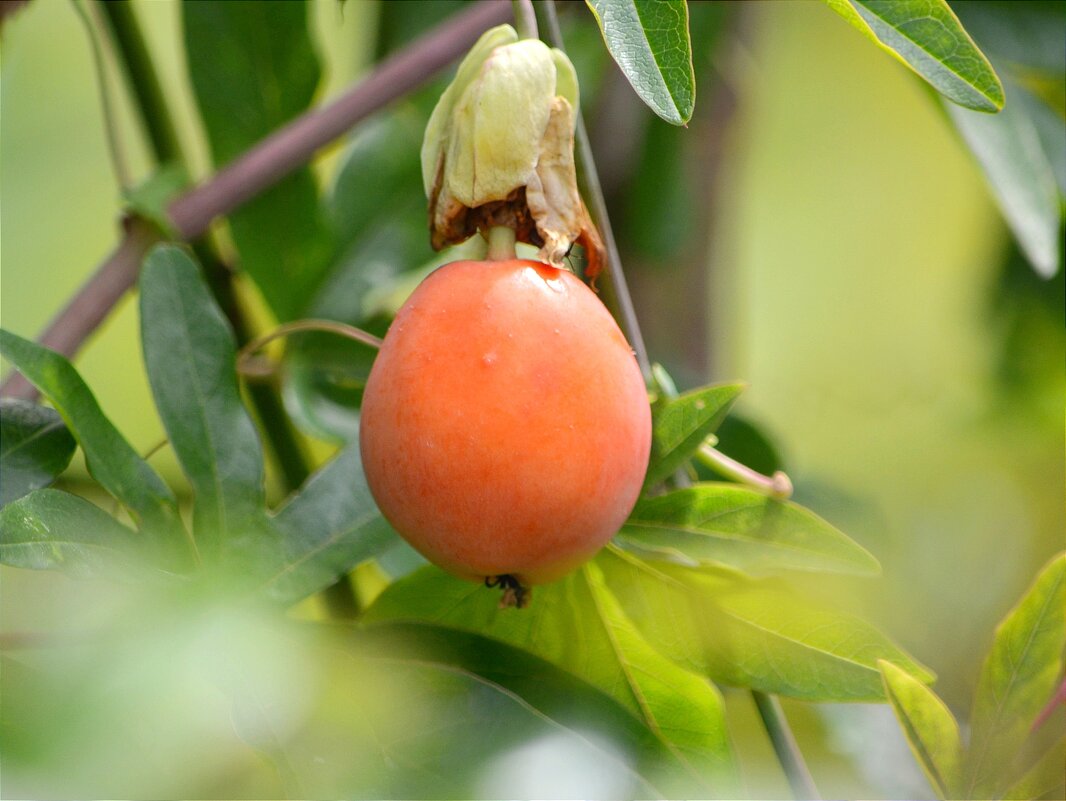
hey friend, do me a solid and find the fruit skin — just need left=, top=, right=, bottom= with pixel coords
left=360, top=258, right=651, bottom=586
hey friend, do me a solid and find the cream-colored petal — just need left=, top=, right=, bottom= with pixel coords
left=445, top=40, right=556, bottom=207
left=420, top=24, right=518, bottom=197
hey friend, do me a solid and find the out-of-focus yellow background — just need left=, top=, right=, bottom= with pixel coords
left=2, top=1, right=1062, bottom=798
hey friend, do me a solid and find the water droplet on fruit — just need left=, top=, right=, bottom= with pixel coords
left=482, top=352, right=497, bottom=366
left=553, top=328, right=560, bottom=335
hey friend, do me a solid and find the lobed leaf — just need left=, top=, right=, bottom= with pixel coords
left=0, top=399, right=76, bottom=508
left=140, top=245, right=273, bottom=557
left=644, top=383, right=744, bottom=489
left=824, top=0, right=1005, bottom=112
left=183, top=0, right=333, bottom=320
left=965, top=553, right=1066, bottom=798
left=619, top=482, right=880, bottom=576
left=585, top=0, right=695, bottom=125
left=0, top=330, right=183, bottom=544
left=0, top=489, right=141, bottom=577
left=363, top=564, right=738, bottom=795
left=878, top=659, right=964, bottom=799
left=265, top=440, right=397, bottom=606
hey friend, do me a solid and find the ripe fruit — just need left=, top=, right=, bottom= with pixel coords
left=360, top=258, right=650, bottom=599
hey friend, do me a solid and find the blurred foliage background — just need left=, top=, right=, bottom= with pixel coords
left=1, top=0, right=1063, bottom=797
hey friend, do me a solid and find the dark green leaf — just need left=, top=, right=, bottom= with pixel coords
left=709, top=414, right=785, bottom=479
left=951, top=1, right=1066, bottom=78
left=183, top=0, right=333, bottom=320
left=620, top=482, right=880, bottom=576
left=0, top=399, right=76, bottom=507
left=140, top=246, right=272, bottom=557
left=0, top=489, right=140, bottom=577
left=601, top=554, right=932, bottom=701
left=585, top=0, right=695, bottom=125
left=879, top=659, right=964, bottom=799
left=824, top=0, right=1005, bottom=112
left=644, top=383, right=744, bottom=489
left=0, top=330, right=183, bottom=543
left=364, top=564, right=738, bottom=795
left=264, top=440, right=397, bottom=605
left=1003, top=735, right=1066, bottom=801
left=948, top=78, right=1062, bottom=278
left=965, top=553, right=1066, bottom=798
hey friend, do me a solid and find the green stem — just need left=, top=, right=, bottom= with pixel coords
left=95, top=0, right=359, bottom=617
left=237, top=319, right=382, bottom=372
left=95, top=0, right=184, bottom=164
left=752, top=691, right=821, bottom=800
left=696, top=443, right=793, bottom=499
left=511, top=0, right=538, bottom=39
left=72, top=0, right=131, bottom=188
left=485, top=225, right=518, bottom=261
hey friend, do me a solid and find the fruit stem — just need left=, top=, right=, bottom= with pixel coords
left=485, top=225, right=518, bottom=261
left=697, top=443, right=794, bottom=500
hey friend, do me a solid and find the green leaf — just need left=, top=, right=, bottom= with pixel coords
left=354, top=622, right=681, bottom=797
left=364, top=564, right=738, bottom=795
left=1003, top=735, right=1066, bottom=801
left=951, top=1, right=1065, bottom=78
left=824, top=0, right=1005, bottom=112
left=585, top=0, right=695, bottom=125
left=644, top=383, right=744, bottom=489
left=660, top=563, right=929, bottom=699
left=121, top=163, right=188, bottom=236
left=0, top=489, right=140, bottom=577
left=183, top=0, right=333, bottom=320
left=947, top=79, right=1062, bottom=278
left=965, top=553, right=1066, bottom=798
left=0, top=399, right=76, bottom=507
left=0, top=330, right=183, bottom=543
left=139, top=245, right=272, bottom=556
left=878, top=660, right=964, bottom=799
left=619, top=482, right=880, bottom=576
left=264, top=440, right=397, bottom=605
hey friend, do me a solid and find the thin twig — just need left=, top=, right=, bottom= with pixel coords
left=541, top=0, right=651, bottom=382
left=236, top=319, right=382, bottom=379
left=0, top=0, right=512, bottom=401
left=753, top=691, right=821, bottom=800
left=71, top=0, right=131, bottom=189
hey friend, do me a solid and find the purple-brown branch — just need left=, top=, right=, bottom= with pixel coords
left=1, top=0, right=512, bottom=400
